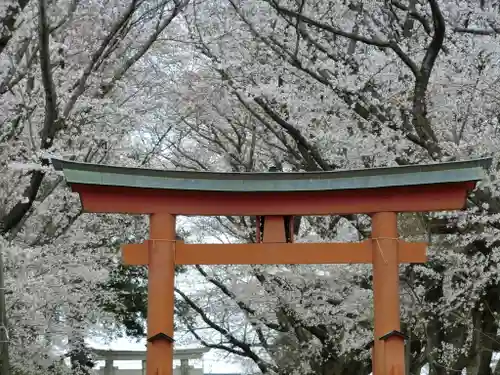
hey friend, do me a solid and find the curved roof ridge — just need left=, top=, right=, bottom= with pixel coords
left=50, top=158, right=492, bottom=193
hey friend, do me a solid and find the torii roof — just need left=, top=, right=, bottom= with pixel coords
left=51, top=158, right=491, bottom=193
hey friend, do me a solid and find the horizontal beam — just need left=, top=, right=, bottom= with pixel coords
left=122, top=240, right=427, bottom=266
left=73, top=182, right=473, bottom=215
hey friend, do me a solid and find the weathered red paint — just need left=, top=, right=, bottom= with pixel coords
left=72, top=182, right=474, bottom=215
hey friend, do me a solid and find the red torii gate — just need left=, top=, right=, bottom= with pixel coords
left=52, top=158, right=490, bottom=375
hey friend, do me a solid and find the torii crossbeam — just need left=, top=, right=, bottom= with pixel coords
left=52, top=158, right=491, bottom=375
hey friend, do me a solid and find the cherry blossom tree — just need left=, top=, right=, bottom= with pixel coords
left=3, top=0, right=500, bottom=374
left=119, top=0, right=500, bottom=374
left=0, top=0, right=188, bottom=373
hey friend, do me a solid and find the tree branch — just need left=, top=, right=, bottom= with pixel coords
left=421, top=0, right=445, bottom=77
left=410, top=0, right=445, bottom=159
left=174, top=287, right=271, bottom=373
left=454, top=27, right=500, bottom=36
left=194, top=265, right=287, bottom=332
left=391, top=0, right=432, bottom=36
left=0, top=0, right=30, bottom=55
left=254, top=97, right=332, bottom=171
left=0, top=0, right=60, bottom=235
left=38, top=0, right=60, bottom=149
left=182, top=321, right=248, bottom=356
left=100, top=0, right=188, bottom=96
left=268, top=1, right=419, bottom=76
left=63, top=0, right=139, bottom=117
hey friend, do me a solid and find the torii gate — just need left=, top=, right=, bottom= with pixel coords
left=52, top=158, right=490, bottom=375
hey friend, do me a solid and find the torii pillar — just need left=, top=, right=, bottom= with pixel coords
left=372, top=212, right=405, bottom=375
left=146, top=213, right=176, bottom=375
left=51, top=157, right=491, bottom=375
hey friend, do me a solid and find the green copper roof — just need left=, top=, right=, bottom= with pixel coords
left=51, top=158, right=491, bottom=193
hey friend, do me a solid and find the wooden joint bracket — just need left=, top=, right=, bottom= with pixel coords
left=122, top=240, right=184, bottom=266
left=379, top=330, right=408, bottom=341
left=147, top=332, right=174, bottom=343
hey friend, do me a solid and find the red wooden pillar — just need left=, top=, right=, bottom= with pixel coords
left=371, top=212, right=405, bottom=375
left=147, top=213, right=176, bottom=375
